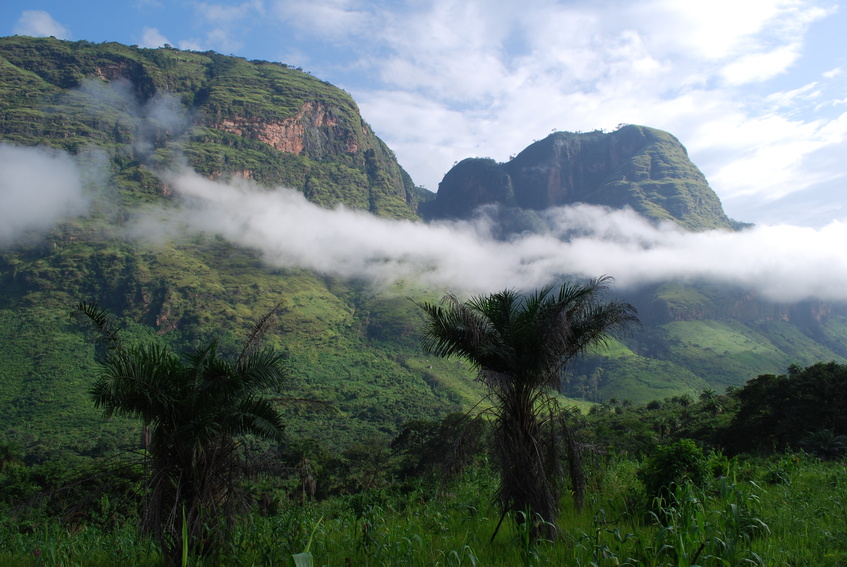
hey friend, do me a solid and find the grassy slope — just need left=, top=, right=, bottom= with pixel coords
left=0, top=37, right=478, bottom=459
left=3, top=455, right=847, bottom=566
left=2, top=37, right=847, bottom=458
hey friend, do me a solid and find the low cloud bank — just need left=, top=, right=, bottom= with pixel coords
left=3, top=138, right=843, bottom=303
left=139, top=171, right=847, bottom=302
left=0, top=143, right=89, bottom=245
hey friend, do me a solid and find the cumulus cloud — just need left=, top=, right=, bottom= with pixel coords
left=0, top=144, right=88, bottom=245
left=13, top=10, right=69, bottom=39
left=140, top=27, right=171, bottom=49
left=131, top=171, right=847, bottom=303
left=263, top=0, right=841, bottom=226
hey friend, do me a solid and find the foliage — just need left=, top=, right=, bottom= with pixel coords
left=391, top=412, right=490, bottom=483
left=638, top=439, right=709, bottom=503
left=76, top=301, right=289, bottom=563
left=724, top=361, right=847, bottom=455
left=419, top=277, right=638, bottom=540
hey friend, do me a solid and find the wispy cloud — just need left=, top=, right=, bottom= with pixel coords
left=0, top=144, right=88, bottom=245
left=127, top=170, right=847, bottom=303
left=183, top=0, right=266, bottom=53
left=269, top=0, right=370, bottom=38
left=13, top=10, right=69, bottom=39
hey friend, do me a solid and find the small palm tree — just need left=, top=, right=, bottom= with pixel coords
left=77, top=302, right=288, bottom=564
left=419, top=276, right=638, bottom=540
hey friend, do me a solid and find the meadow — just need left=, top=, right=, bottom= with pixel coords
left=2, top=450, right=846, bottom=566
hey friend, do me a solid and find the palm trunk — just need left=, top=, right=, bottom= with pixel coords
left=495, top=384, right=560, bottom=541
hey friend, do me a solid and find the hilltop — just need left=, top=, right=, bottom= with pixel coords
left=424, top=125, right=739, bottom=232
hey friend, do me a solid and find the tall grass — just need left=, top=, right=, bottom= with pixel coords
left=3, top=454, right=847, bottom=566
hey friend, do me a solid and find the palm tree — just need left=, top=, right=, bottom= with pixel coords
left=77, top=302, right=288, bottom=564
left=419, top=276, right=638, bottom=540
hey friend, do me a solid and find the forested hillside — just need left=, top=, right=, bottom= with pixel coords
left=0, top=36, right=466, bottom=461
left=1, top=36, right=846, bottom=467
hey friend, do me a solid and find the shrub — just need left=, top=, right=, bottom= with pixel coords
left=638, top=439, right=708, bottom=502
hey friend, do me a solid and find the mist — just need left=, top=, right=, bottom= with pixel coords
left=0, top=143, right=89, bottom=246
left=134, top=170, right=847, bottom=303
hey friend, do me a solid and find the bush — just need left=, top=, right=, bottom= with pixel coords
left=638, top=438, right=708, bottom=502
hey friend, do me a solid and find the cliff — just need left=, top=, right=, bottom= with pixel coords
left=426, top=125, right=735, bottom=232
left=0, top=36, right=419, bottom=218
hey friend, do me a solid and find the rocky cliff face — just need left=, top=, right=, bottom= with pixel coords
left=426, top=125, right=735, bottom=231
left=0, top=36, right=418, bottom=219
left=217, top=101, right=360, bottom=156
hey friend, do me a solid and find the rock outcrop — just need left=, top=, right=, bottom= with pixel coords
left=426, top=125, right=735, bottom=232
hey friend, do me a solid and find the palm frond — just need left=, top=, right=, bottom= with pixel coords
left=73, top=301, right=123, bottom=358
left=237, top=300, right=283, bottom=365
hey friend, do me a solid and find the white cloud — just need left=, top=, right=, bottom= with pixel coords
left=132, top=171, right=847, bottom=302
left=720, top=44, right=801, bottom=85
left=140, top=27, right=170, bottom=48
left=13, top=10, right=69, bottom=39
left=270, top=0, right=842, bottom=226
left=270, top=0, right=371, bottom=37
left=0, top=144, right=88, bottom=245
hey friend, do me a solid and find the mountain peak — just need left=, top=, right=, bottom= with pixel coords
left=424, top=125, right=736, bottom=232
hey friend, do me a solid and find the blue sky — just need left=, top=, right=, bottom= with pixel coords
left=3, top=0, right=847, bottom=228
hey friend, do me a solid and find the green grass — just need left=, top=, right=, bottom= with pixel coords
left=5, top=454, right=847, bottom=566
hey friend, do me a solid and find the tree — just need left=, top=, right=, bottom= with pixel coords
left=77, top=302, right=289, bottom=564
left=419, top=276, right=638, bottom=540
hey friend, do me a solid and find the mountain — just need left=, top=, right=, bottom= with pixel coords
left=424, top=125, right=739, bottom=232
left=422, top=127, right=847, bottom=401
left=0, top=35, right=426, bottom=218
left=0, top=36, right=469, bottom=461
left=0, top=37, right=845, bottom=463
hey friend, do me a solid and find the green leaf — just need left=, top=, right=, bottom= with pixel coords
left=290, top=552, right=313, bottom=567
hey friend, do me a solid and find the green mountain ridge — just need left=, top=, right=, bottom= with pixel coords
left=0, top=36, right=471, bottom=460
left=424, top=125, right=740, bottom=232
left=421, top=126, right=847, bottom=402
left=1, top=36, right=846, bottom=463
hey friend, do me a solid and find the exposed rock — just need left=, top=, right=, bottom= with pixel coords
left=426, top=125, right=735, bottom=232
left=217, top=101, right=360, bottom=156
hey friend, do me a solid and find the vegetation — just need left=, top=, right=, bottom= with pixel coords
left=3, top=295, right=847, bottom=564
left=3, top=35, right=847, bottom=565
left=77, top=302, right=289, bottom=563
left=4, top=426, right=847, bottom=565
left=419, top=278, right=638, bottom=540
